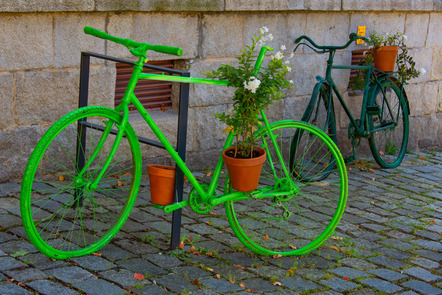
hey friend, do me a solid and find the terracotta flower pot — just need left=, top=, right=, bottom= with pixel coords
left=374, top=46, right=399, bottom=72
left=147, top=165, right=175, bottom=206
left=222, top=147, right=266, bottom=192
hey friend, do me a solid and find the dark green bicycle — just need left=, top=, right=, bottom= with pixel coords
left=291, top=33, right=409, bottom=181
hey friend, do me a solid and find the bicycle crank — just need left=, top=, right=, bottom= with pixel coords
left=189, top=184, right=213, bottom=214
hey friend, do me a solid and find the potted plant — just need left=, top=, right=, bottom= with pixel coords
left=205, top=27, right=293, bottom=191
left=349, top=30, right=425, bottom=90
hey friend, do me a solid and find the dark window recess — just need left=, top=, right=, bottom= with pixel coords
left=115, top=60, right=174, bottom=112
left=348, top=49, right=366, bottom=91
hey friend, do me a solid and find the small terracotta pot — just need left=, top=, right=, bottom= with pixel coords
left=147, top=165, right=175, bottom=206
left=222, top=147, right=266, bottom=192
left=374, top=46, right=399, bottom=72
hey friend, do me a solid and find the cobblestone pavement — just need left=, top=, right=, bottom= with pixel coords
left=0, top=151, right=441, bottom=295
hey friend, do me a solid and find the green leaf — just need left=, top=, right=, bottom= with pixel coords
left=10, top=250, right=29, bottom=258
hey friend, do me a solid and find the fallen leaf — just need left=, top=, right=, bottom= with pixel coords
left=179, top=240, right=184, bottom=249
left=117, top=181, right=123, bottom=186
left=379, top=151, right=384, bottom=156
left=192, top=279, right=199, bottom=285
left=330, top=246, right=340, bottom=252
left=114, top=174, right=120, bottom=179
left=10, top=250, right=29, bottom=258
left=234, top=264, right=246, bottom=270
left=58, top=175, right=64, bottom=181
left=206, top=267, right=214, bottom=272
left=228, top=279, right=235, bottom=283
left=123, top=172, right=131, bottom=176
left=264, top=234, right=269, bottom=240
left=91, top=252, right=102, bottom=257
left=272, top=282, right=282, bottom=286
left=214, top=274, right=221, bottom=279
left=161, top=106, right=166, bottom=112
left=368, top=169, right=374, bottom=173
left=272, top=254, right=283, bottom=259
left=432, top=220, right=435, bottom=223
left=343, top=276, right=349, bottom=281
left=209, top=211, right=219, bottom=216
left=240, top=282, right=246, bottom=288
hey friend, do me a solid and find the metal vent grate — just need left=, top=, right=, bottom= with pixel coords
left=115, top=60, right=174, bottom=112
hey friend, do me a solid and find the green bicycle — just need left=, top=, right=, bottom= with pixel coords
left=291, top=33, right=410, bottom=181
left=21, top=27, right=348, bottom=259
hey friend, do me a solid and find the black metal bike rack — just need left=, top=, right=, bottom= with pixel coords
left=78, top=52, right=190, bottom=249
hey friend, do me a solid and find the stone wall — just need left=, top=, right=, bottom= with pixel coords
left=0, top=0, right=441, bottom=181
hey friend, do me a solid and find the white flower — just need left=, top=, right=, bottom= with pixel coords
left=420, top=68, right=426, bottom=74
left=280, top=45, right=286, bottom=51
left=284, top=60, right=290, bottom=65
left=260, top=26, right=269, bottom=34
left=286, top=66, right=292, bottom=72
left=403, top=35, right=408, bottom=40
left=244, top=77, right=261, bottom=93
left=268, top=34, right=274, bottom=41
left=289, top=80, right=294, bottom=84
left=273, top=51, right=284, bottom=60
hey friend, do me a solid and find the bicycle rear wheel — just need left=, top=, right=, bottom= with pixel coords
left=21, top=106, right=141, bottom=259
left=368, top=79, right=409, bottom=168
left=225, top=121, right=347, bottom=256
left=291, top=82, right=337, bottom=181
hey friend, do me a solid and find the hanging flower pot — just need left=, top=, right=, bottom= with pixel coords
left=223, top=147, right=266, bottom=192
left=374, top=46, right=399, bottom=72
left=147, top=165, right=175, bottom=206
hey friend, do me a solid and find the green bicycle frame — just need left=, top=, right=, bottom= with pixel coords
left=75, top=45, right=294, bottom=213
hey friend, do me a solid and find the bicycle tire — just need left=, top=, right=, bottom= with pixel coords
left=367, top=78, right=409, bottom=168
left=21, top=106, right=142, bottom=259
left=225, top=120, right=347, bottom=256
left=291, top=82, right=338, bottom=181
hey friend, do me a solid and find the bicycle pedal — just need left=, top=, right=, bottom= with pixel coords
left=366, top=105, right=381, bottom=116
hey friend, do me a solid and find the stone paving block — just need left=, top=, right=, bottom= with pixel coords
left=212, top=264, right=255, bottom=281
left=134, top=283, right=173, bottom=294
left=100, top=268, right=150, bottom=289
left=403, top=266, right=442, bottom=282
left=156, top=273, right=199, bottom=293
left=5, top=267, right=48, bottom=282
left=27, top=280, right=80, bottom=295
left=410, top=257, right=440, bottom=269
left=0, top=281, right=32, bottom=295
left=340, top=258, right=377, bottom=270
left=71, top=255, right=115, bottom=272
left=360, top=278, right=403, bottom=293
left=70, top=278, right=126, bottom=295
left=413, top=249, right=442, bottom=262
left=380, top=238, right=417, bottom=251
left=116, top=258, right=167, bottom=277
left=0, top=256, right=27, bottom=271
left=368, top=268, right=408, bottom=282
left=114, top=239, right=158, bottom=255
left=329, top=267, right=369, bottom=279
left=46, top=266, right=96, bottom=283
left=200, top=278, right=243, bottom=293
left=414, top=239, right=442, bottom=251
left=171, top=265, right=213, bottom=281
left=280, top=276, right=321, bottom=292
left=99, top=244, right=137, bottom=261
left=143, top=253, right=184, bottom=269
left=402, top=280, right=442, bottom=295
left=239, top=277, right=278, bottom=292
left=368, top=255, right=408, bottom=269
left=321, top=277, right=359, bottom=292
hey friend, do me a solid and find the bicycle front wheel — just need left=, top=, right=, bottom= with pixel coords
left=225, top=121, right=347, bottom=256
left=368, top=79, right=409, bottom=168
left=291, top=82, right=337, bottom=181
left=21, top=106, right=142, bottom=259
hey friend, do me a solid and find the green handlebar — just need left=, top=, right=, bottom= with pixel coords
left=294, top=33, right=372, bottom=51
left=84, top=26, right=183, bottom=56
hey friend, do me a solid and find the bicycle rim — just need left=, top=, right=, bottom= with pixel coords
left=21, top=106, right=141, bottom=259
left=225, top=121, right=347, bottom=256
left=368, top=79, right=409, bottom=168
